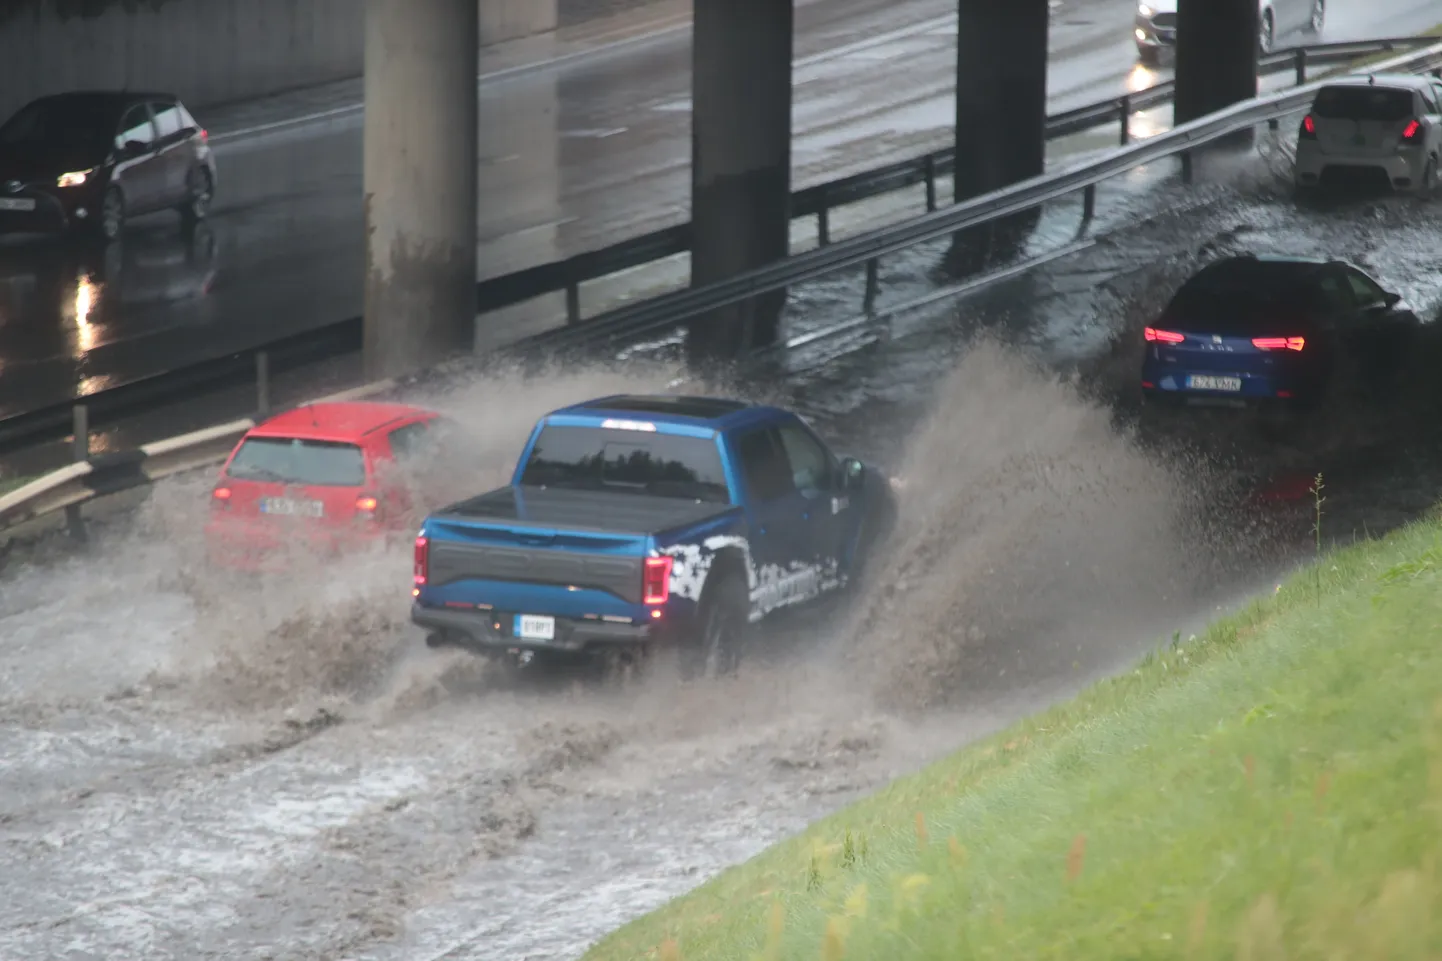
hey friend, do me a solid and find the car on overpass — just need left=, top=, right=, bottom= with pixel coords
left=1293, top=73, right=1442, bottom=195
left=1140, top=253, right=1419, bottom=411
left=0, top=91, right=217, bottom=243
left=205, top=401, right=455, bottom=572
left=1134, top=0, right=1323, bottom=64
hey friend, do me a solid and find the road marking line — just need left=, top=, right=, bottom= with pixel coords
left=211, top=9, right=964, bottom=144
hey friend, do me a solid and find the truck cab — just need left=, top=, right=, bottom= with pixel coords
left=410, top=394, right=896, bottom=678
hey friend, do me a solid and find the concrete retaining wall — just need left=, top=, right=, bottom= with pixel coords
left=0, top=0, right=577, bottom=122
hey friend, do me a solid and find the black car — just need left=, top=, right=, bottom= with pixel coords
left=0, top=91, right=217, bottom=242
left=1140, top=254, right=1419, bottom=409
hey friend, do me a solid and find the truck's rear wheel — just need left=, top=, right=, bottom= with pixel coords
left=680, top=571, right=748, bottom=681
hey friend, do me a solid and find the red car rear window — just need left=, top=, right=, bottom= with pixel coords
left=227, top=437, right=366, bottom=487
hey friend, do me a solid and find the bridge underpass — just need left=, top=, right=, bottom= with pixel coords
left=0, top=0, right=1431, bottom=472
left=363, top=0, right=1264, bottom=376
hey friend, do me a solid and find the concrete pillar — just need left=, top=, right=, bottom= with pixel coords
left=363, top=0, right=479, bottom=381
left=1174, top=0, right=1258, bottom=126
left=473, top=2, right=564, bottom=350
left=947, top=0, right=1050, bottom=275
left=686, top=0, right=794, bottom=365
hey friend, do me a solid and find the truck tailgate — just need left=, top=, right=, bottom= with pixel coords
left=425, top=487, right=737, bottom=608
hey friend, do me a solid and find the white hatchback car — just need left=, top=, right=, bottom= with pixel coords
left=1294, top=73, right=1442, bottom=194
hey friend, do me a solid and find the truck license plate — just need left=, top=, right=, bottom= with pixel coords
left=514, top=614, right=555, bottom=640
left=1187, top=374, right=1242, bottom=392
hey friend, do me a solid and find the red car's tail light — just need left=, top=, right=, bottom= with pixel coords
left=643, top=555, right=673, bottom=605
left=212, top=486, right=232, bottom=508
left=1144, top=327, right=1185, bottom=343
left=414, top=535, right=429, bottom=587
left=1251, top=336, right=1306, bottom=351
left=355, top=494, right=379, bottom=516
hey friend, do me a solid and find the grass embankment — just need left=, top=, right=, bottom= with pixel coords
left=586, top=505, right=1442, bottom=961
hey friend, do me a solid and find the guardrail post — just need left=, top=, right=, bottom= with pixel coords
left=1180, top=150, right=1194, bottom=185
left=1118, top=95, right=1131, bottom=146
left=863, top=258, right=879, bottom=314
left=817, top=204, right=831, bottom=247
left=1294, top=48, right=1307, bottom=86
left=1082, top=184, right=1096, bottom=225
left=255, top=351, right=270, bottom=420
left=565, top=281, right=582, bottom=325
left=924, top=155, right=937, bottom=212
left=66, top=404, right=88, bottom=542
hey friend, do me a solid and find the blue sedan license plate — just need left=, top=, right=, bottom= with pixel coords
left=1187, top=374, right=1242, bottom=391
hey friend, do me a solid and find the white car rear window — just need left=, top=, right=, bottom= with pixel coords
left=1313, top=86, right=1414, bottom=122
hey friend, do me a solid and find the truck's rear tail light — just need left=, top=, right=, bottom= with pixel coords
left=414, top=535, right=429, bottom=587
left=1299, top=114, right=1317, bottom=139
left=1402, top=119, right=1422, bottom=142
left=643, top=555, right=673, bottom=605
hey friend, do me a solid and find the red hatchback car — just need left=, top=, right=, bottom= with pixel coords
left=204, top=401, right=446, bottom=570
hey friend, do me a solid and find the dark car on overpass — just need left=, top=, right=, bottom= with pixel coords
left=0, top=90, right=217, bottom=243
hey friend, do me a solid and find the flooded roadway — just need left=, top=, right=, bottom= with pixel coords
left=4, top=112, right=1442, bottom=958
left=1, top=0, right=1437, bottom=432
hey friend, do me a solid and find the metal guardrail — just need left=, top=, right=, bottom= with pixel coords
left=3, top=38, right=1442, bottom=542
left=0, top=36, right=1434, bottom=458
left=514, top=39, right=1442, bottom=356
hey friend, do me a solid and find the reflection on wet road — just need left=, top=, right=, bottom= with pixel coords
left=1, top=0, right=1432, bottom=426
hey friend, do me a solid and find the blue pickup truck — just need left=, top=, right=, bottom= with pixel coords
left=410, top=393, right=898, bottom=678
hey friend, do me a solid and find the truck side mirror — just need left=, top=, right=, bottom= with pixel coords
left=839, top=457, right=865, bottom=491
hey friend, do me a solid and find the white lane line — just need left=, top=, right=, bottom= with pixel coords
left=213, top=9, right=964, bottom=145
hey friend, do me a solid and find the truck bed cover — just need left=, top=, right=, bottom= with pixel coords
left=436, top=486, right=735, bottom=536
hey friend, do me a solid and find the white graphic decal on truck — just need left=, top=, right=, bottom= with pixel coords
left=660, top=535, right=752, bottom=603
left=659, top=537, right=841, bottom=622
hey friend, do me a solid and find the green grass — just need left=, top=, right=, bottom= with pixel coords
left=584, top=505, right=1442, bottom=961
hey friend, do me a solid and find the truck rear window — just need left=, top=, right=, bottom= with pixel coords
left=1312, top=86, right=1414, bottom=122
left=519, top=425, right=730, bottom=503
left=226, top=437, right=367, bottom=487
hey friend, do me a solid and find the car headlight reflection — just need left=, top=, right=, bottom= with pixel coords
left=57, top=169, right=93, bottom=188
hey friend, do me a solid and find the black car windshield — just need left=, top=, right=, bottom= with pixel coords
left=0, top=97, right=115, bottom=154
left=519, top=424, right=731, bottom=503
left=1312, top=85, right=1415, bottom=122
left=226, top=437, right=367, bottom=487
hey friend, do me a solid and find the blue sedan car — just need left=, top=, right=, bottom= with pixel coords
left=1140, top=254, right=1418, bottom=409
